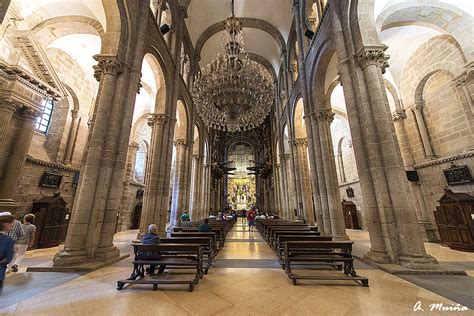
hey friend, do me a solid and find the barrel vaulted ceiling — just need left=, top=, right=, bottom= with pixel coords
left=185, top=0, right=293, bottom=74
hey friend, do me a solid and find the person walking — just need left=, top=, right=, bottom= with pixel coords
left=3, top=212, right=24, bottom=274
left=0, top=213, right=15, bottom=294
left=10, top=214, right=36, bottom=272
left=247, top=209, right=256, bottom=232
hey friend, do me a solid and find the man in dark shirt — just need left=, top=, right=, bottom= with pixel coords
left=198, top=218, right=212, bottom=232
left=141, top=224, right=165, bottom=275
left=0, top=213, right=15, bottom=294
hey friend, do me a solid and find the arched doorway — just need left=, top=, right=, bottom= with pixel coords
left=131, top=202, right=143, bottom=229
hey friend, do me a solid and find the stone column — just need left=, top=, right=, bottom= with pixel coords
left=293, top=138, right=316, bottom=224
left=411, top=100, right=435, bottom=159
left=170, top=139, right=188, bottom=226
left=117, top=142, right=139, bottom=231
left=316, top=110, right=347, bottom=240
left=63, top=110, right=79, bottom=164
left=336, top=150, right=346, bottom=183
left=0, top=107, right=38, bottom=199
left=0, top=102, right=18, bottom=172
left=393, top=111, right=438, bottom=241
left=140, top=114, right=176, bottom=235
left=273, top=163, right=282, bottom=214
left=191, top=154, right=203, bottom=219
left=283, top=153, right=297, bottom=219
left=353, top=45, right=437, bottom=268
left=201, top=163, right=210, bottom=216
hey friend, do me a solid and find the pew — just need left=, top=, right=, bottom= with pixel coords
left=117, top=244, right=203, bottom=292
left=173, top=227, right=225, bottom=248
left=275, top=235, right=332, bottom=262
left=170, top=232, right=219, bottom=254
left=284, top=241, right=369, bottom=287
left=160, top=237, right=214, bottom=273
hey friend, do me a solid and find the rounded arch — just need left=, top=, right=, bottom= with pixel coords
left=293, top=97, right=307, bottom=139
left=62, top=84, right=80, bottom=112
left=192, top=124, right=200, bottom=154
left=308, top=38, right=336, bottom=110
left=175, top=99, right=188, bottom=140
left=99, top=0, right=127, bottom=56
left=376, top=1, right=474, bottom=60
left=142, top=49, right=168, bottom=114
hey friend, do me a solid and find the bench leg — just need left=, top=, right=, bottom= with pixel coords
left=153, top=284, right=158, bottom=291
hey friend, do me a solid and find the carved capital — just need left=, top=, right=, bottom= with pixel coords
left=147, top=113, right=168, bottom=127
left=20, top=106, right=40, bottom=121
left=179, top=6, right=188, bottom=18
left=414, top=100, right=424, bottom=112
left=392, top=110, right=407, bottom=121
left=192, top=154, right=202, bottom=160
left=129, top=141, right=140, bottom=150
left=292, top=138, right=308, bottom=146
left=70, top=110, right=79, bottom=119
left=174, top=138, right=188, bottom=146
left=315, top=110, right=335, bottom=123
left=357, top=45, right=390, bottom=73
left=93, top=55, right=123, bottom=81
left=0, top=100, right=20, bottom=114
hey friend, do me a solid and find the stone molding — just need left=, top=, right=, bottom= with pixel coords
left=414, top=150, right=474, bottom=170
left=20, top=106, right=41, bottom=120
left=129, top=142, right=140, bottom=150
left=414, top=100, right=424, bottom=111
left=26, top=155, right=80, bottom=172
left=93, top=55, right=123, bottom=81
left=357, top=45, right=390, bottom=73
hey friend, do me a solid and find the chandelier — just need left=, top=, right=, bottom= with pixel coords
left=192, top=0, right=274, bottom=133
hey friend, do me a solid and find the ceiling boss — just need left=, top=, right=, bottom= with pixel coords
left=192, top=0, right=275, bottom=133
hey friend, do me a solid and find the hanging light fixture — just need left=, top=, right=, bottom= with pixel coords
left=192, top=0, right=274, bottom=132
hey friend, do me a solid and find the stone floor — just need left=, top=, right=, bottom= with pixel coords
left=1, top=222, right=473, bottom=315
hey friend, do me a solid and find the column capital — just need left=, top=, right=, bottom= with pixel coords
left=414, top=100, right=425, bottom=112
left=174, top=138, right=188, bottom=146
left=93, top=55, right=123, bottom=81
left=356, top=45, right=390, bottom=73
left=179, top=5, right=188, bottom=18
left=71, top=109, right=79, bottom=119
left=192, top=154, right=203, bottom=160
left=0, top=100, right=20, bottom=114
left=147, top=113, right=169, bottom=127
left=315, top=109, right=335, bottom=123
left=283, top=153, right=291, bottom=160
left=292, top=138, right=308, bottom=146
left=129, top=141, right=140, bottom=150
left=20, top=106, right=40, bottom=121
left=392, top=110, right=407, bottom=121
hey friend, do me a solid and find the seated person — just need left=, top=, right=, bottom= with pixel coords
left=198, top=218, right=212, bottom=232
left=141, top=224, right=165, bottom=275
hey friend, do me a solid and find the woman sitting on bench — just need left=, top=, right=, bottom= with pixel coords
left=142, top=224, right=166, bottom=275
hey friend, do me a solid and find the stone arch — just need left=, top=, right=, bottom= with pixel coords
left=99, top=0, right=127, bottom=56
left=195, top=18, right=286, bottom=60
left=142, top=50, right=167, bottom=114
left=175, top=99, right=188, bottom=140
left=308, top=38, right=336, bottom=109
left=32, top=15, right=104, bottom=37
left=247, top=53, right=277, bottom=81
left=192, top=124, right=200, bottom=154
left=293, top=97, right=307, bottom=138
left=376, top=1, right=474, bottom=60
left=63, top=84, right=80, bottom=112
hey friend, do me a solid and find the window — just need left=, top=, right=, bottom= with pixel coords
left=36, top=99, right=53, bottom=133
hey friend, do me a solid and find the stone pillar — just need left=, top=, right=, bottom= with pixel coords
left=0, top=102, right=18, bottom=171
left=140, top=114, right=176, bottom=235
left=316, top=110, right=347, bottom=240
left=293, top=138, right=315, bottom=224
left=411, top=100, right=435, bottom=159
left=336, top=150, right=346, bottom=183
left=191, top=154, right=203, bottom=219
left=283, top=153, right=297, bottom=219
left=63, top=110, right=79, bottom=164
left=273, top=163, right=282, bottom=214
left=118, top=142, right=140, bottom=231
left=353, top=45, right=437, bottom=268
left=393, top=111, right=438, bottom=242
left=202, top=163, right=210, bottom=216
left=0, top=107, right=37, bottom=199
left=170, top=139, right=188, bottom=226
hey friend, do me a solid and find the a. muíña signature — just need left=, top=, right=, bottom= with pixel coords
left=414, top=301, right=469, bottom=312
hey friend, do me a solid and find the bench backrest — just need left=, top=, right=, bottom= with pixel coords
left=170, top=232, right=217, bottom=243
left=160, top=237, right=212, bottom=248
left=285, top=241, right=354, bottom=250
left=133, top=243, right=201, bottom=260
left=278, top=236, right=332, bottom=243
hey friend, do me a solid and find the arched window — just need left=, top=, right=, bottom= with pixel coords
left=36, top=99, right=54, bottom=133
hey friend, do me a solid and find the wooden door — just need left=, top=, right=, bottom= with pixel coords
left=131, top=204, right=142, bottom=229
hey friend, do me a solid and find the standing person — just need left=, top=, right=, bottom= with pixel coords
left=247, top=209, right=256, bottom=232
left=10, top=214, right=36, bottom=272
left=4, top=212, right=24, bottom=274
left=0, top=213, right=15, bottom=294
left=241, top=209, right=246, bottom=224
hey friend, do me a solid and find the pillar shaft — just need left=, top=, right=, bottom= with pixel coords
left=293, top=138, right=315, bottom=224
left=63, top=110, right=79, bottom=164
left=0, top=107, right=37, bottom=199
left=412, top=101, right=435, bottom=158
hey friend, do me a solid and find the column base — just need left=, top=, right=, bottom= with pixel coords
left=0, top=198, right=20, bottom=212
left=363, top=248, right=391, bottom=264
left=398, top=253, right=440, bottom=270
left=94, top=245, right=120, bottom=262
left=53, top=248, right=88, bottom=266
left=419, top=221, right=440, bottom=242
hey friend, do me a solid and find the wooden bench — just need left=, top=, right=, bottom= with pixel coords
left=266, top=226, right=313, bottom=242
left=170, top=232, right=219, bottom=254
left=271, top=231, right=322, bottom=249
left=160, top=237, right=214, bottom=273
left=275, top=235, right=332, bottom=262
left=173, top=227, right=225, bottom=248
left=284, top=241, right=369, bottom=287
left=117, top=244, right=203, bottom=292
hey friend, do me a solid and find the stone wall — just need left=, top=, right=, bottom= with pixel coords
left=117, top=182, right=144, bottom=232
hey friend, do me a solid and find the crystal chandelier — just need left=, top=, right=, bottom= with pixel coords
left=192, top=0, right=274, bottom=133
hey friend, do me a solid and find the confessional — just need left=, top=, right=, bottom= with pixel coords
left=342, top=200, right=361, bottom=230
